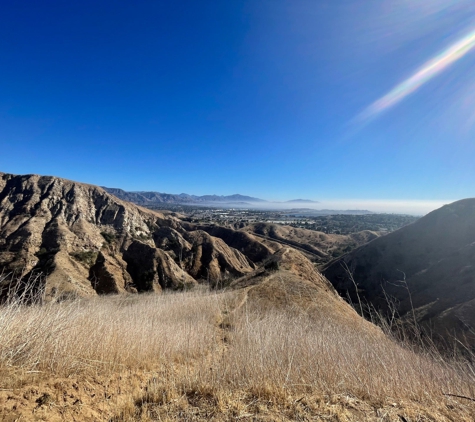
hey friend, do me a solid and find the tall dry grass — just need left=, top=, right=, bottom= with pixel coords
left=204, top=305, right=475, bottom=403
left=0, top=290, right=223, bottom=374
left=0, top=285, right=474, bottom=412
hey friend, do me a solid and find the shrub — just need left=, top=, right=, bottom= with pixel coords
left=70, top=250, right=98, bottom=267
left=264, top=260, right=279, bottom=272
left=101, top=231, right=116, bottom=244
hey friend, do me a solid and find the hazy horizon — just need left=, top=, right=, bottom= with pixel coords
left=105, top=184, right=453, bottom=215
left=108, top=183, right=451, bottom=215
left=101, top=182, right=454, bottom=215
left=0, top=167, right=454, bottom=215
left=241, top=199, right=451, bottom=215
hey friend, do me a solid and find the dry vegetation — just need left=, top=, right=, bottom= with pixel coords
left=1, top=284, right=475, bottom=421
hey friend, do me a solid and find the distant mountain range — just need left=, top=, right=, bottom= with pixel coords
left=103, top=187, right=319, bottom=206
left=102, top=188, right=267, bottom=205
left=102, top=188, right=376, bottom=214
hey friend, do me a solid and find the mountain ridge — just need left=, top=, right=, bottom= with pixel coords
left=0, top=172, right=277, bottom=299
left=102, top=187, right=267, bottom=205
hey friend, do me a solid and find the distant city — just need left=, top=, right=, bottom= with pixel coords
left=146, top=204, right=419, bottom=235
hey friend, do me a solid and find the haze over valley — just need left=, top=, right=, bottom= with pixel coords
left=103, top=186, right=450, bottom=214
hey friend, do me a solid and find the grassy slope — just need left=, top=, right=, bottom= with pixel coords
left=1, top=281, right=474, bottom=421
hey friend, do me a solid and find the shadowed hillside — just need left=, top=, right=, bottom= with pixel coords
left=323, top=198, right=475, bottom=347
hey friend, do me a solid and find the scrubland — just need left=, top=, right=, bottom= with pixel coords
left=0, top=286, right=475, bottom=421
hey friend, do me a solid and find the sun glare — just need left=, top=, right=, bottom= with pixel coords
left=357, top=26, right=475, bottom=123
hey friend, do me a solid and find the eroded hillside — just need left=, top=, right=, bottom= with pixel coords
left=0, top=172, right=273, bottom=299
left=237, top=222, right=381, bottom=262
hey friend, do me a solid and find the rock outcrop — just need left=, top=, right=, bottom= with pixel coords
left=0, top=172, right=265, bottom=299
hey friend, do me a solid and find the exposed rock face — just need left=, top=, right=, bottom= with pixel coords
left=323, top=198, right=475, bottom=346
left=182, top=230, right=255, bottom=283
left=123, top=241, right=196, bottom=291
left=0, top=172, right=261, bottom=299
left=89, top=252, right=133, bottom=294
left=191, top=225, right=273, bottom=264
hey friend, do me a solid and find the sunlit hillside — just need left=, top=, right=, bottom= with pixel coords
left=1, top=280, right=475, bottom=421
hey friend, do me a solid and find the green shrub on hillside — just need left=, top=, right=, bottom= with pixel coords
left=101, top=231, right=116, bottom=244
left=70, top=250, right=98, bottom=266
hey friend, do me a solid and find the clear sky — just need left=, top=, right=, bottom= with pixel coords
left=1, top=1, right=474, bottom=212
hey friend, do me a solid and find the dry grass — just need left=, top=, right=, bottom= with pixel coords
left=0, top=289, right=222, bottom=375
left=0, top=285, right=475, bottom=420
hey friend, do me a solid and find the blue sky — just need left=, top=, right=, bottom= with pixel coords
left=1, top=1, right=475, bottom=212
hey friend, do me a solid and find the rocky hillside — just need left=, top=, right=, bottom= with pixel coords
left=0, top=172, right=274, bottom=300
left=323, top=198, right=475, bottom=346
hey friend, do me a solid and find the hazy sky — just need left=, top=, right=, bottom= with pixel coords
left=1, top=1, right=474, bottom=212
